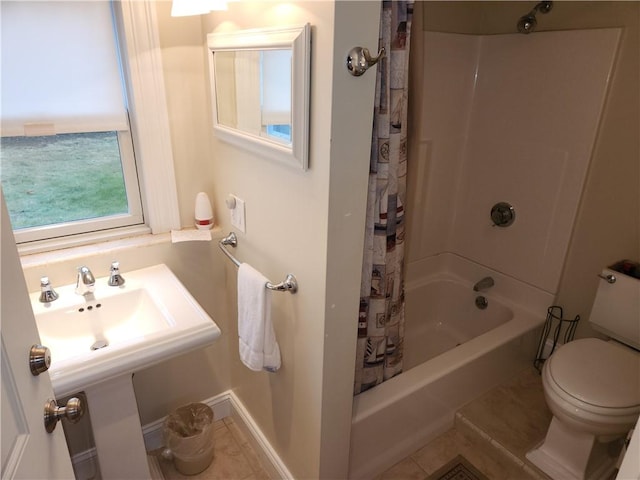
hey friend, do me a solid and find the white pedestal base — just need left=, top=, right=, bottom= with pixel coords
left=526, top=417, right=617, bottom=480
left=85, top=375, right=151, bottom=480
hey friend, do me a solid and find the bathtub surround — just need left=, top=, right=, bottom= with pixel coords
left=355, top=0, right=414, bottom=395
left=413, top=0, right=640, bottom=339
left=409, top=28, right=620, bottom=294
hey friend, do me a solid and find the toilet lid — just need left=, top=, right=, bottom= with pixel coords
left=548, top=338, right=640, bottom=409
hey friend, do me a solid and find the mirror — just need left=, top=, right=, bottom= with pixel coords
left=207, top=24, right=310, bottom=170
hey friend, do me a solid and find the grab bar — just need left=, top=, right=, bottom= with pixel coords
left=219, top=232, right=298, bottom=294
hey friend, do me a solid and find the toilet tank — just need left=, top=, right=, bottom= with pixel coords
left=589, top=266, right=640, bottom=350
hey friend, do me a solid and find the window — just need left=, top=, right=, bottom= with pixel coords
left=0, top=1, right=180, bottom=253
left=1, top=132, right=131, bottom=230
left=265, top=124, right=292, bottom=143
left=261, top=49, right=293, bottom=144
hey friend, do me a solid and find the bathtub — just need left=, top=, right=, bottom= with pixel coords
left=348, top=253, right=553, bottom=479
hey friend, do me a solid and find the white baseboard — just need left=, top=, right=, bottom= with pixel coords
left=70, top=447, right=100, bottom=480
left=71, top=390, right=291, bottom=480
left=226, top=392, right=294, bottom=480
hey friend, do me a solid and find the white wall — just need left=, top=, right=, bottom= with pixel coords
left=465, top=30, right=617, bottom=293
left=409, top=1, right=639, bottom=338
left=411, top=29, right=620, bottom=294
left=406, top=32, right=477, bottom=261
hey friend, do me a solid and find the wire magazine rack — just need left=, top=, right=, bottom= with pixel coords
left=533, top=305, right=580, bottom=373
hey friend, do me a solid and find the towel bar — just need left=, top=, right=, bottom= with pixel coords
left=219, top=232, right=298, bottom=294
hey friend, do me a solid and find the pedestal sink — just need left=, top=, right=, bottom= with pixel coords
left=30, top=264, right=221, bottom=479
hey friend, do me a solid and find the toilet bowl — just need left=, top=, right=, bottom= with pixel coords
left=527, top=339, right=640, bottom=480
left=544, top=339, right=639, bottom=434
left=527, top=266, right=640, bottom=480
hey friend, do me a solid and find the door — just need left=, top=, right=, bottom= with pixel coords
left=1, top=191, right=75, bottom=479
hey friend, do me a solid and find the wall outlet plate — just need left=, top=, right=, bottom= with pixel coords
left=229, top=195, right=246, bottom=233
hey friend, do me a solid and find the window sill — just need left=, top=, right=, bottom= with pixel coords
left=20, top=226, right=156, bottom=269
left=19, top=226, right=224, bottom=270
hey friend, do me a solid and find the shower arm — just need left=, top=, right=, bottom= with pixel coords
left=518, top=1, right=553, bottom=34
left=524, top=0, right=553, bottom=18
left=534, top=1, right=553, bottom=15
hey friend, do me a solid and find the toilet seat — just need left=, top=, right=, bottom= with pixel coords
left=546, top=338, right=640, bottom=414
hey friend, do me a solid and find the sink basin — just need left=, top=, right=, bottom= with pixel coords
left=31, top=264, right=221, bottom=398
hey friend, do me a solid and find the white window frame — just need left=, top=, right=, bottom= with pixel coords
left=16, top=0, right=180, bottom=255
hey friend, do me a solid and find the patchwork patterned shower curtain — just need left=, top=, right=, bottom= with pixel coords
left=354, top=0, right=414, bottom=395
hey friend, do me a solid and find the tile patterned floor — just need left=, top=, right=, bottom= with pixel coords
left=375, top=366, right=552, bottom=480
left=152, top=417, right=271, bottom=480
left=153, top=367, right=551, bottom=479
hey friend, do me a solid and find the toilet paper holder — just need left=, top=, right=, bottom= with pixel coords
left=533, top=305, right=580, bottom=373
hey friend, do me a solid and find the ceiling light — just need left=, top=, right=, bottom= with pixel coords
left=171, top=0, right=227, bottom=17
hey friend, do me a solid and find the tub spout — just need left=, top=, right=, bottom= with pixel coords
left=473, top=276, right=495, bottom=292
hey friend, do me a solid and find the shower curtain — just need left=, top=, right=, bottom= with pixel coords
left=354, top=0, right=414, bottom=395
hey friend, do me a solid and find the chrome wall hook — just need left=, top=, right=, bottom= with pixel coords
left=346, top=46, right=385, bottom=77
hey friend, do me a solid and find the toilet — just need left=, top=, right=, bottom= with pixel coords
left=526, top=267, right=640, bottom=480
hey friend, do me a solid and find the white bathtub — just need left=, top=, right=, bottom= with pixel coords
left=348, top=253, right=553, bottom=479
left=403, top=277, right=513, bottom=369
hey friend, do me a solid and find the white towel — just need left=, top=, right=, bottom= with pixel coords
left=237, top=263, right=281, bottom=372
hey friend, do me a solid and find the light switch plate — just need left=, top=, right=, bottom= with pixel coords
left=229, top=195, right=246, bottom=233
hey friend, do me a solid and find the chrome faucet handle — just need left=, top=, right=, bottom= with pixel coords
left=39, top=276, right=59, bottom=303
left=108, top=261, right=125, bottom=287
left=75, top=266, right=95, bottom=296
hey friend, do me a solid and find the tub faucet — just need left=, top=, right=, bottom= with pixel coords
left=473, top=276, right=495, bottom=292
left=75, top=266, right=95, bottom=296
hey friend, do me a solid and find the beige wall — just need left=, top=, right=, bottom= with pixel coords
left=20, top=3, right=230, bottom=456
left=418, top=1, right=640, bottom=337
left=199, top=3, right=378, bottom=477
left=20, top=2, right=378, bottom=478
left=201, top=4, right=333, bottom=477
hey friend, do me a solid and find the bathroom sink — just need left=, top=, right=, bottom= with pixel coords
left=31, top=264, right=221, bottom=398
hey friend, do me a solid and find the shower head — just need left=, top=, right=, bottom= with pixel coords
left=517, top=1, right=553, bottom=34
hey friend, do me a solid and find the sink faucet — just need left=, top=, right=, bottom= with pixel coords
left=108, top=261, right=125, bottom=287
left=39, top=276, right=59, bottom=303
left=473, top=276, right=495, bottom=292
left=75, top=266, right=95, bottom=296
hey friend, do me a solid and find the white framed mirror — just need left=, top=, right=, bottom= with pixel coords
left=207, top=24, right=310, bottom=170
